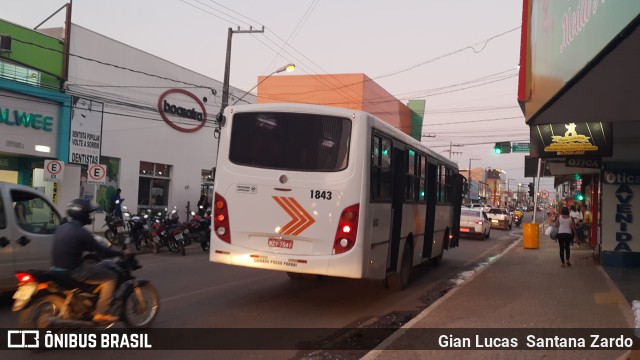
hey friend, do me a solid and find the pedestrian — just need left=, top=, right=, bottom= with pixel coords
left=110, top=188, right=124, bottom=219
left=197, top=195, right=209, bottom=217
left=555, top=206, right=577, bottom=267
left=570, top=204, right=584, bottom=246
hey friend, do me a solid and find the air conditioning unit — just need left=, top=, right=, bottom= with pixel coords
left=0, top=35, right=12, bottom=53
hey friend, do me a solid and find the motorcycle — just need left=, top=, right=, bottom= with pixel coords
left=191, top=209, right=211, bottom=252
left=12, top=253, right=160, bottom=329
left=150, top=209, right=186, bottom=256
left=514, top=213, right=522, bottom=228
left=127, top=212, right=157, bottom=253
left=103, top=202, right=129, bottom=249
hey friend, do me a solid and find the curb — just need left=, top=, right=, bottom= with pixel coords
left=361, top=237, right=522, bottom=360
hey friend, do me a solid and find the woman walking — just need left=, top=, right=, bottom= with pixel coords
left=555, top=206, right=578, bottom=267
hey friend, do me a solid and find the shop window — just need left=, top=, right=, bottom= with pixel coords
left=0, top=60, right=41, bottom=86
left=138, top=162, right=171, bottom=212
left=201, top=169, right=215, bottom=203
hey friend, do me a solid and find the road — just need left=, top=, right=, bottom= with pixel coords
left=0, top=223, right=527, bottom=359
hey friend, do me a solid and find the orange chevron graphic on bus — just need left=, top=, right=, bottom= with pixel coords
left=272, top=196, right=315, bottom=236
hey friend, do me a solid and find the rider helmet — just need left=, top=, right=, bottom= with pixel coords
left=67, top=198, right=99, bottom=225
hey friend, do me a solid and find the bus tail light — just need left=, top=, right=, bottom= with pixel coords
left=333, top=204, right=359, bottom=255
left=214, top=192, right=231, bottom=243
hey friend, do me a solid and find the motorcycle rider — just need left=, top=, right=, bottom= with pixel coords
left=52, top=199, right=128, bottom=322
left=514, top=208, right=523, bottom=224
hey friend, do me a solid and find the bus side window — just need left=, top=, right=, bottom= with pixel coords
left=370, top=135, right=392, bottom=202
left=379, top=138, right=392, bottom=200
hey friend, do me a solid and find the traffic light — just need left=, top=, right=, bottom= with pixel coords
left=528, top=183, right=534, bottom=197
left=493, top=142, right=511, bottom=154
left=575, top=192, right=584, bottom=201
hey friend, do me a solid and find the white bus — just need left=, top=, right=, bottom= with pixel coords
left=210, top=103, right=464, bottom=289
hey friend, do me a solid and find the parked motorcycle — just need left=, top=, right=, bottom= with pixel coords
left=127, top=212, right=157, bottom=253
left=103, top=204, right=129, bottom=249
left=191, top=209, right=211, bottom=252
left=150, top=209, right=186, bottom=256
left=12, top=253, right=160, bottom=329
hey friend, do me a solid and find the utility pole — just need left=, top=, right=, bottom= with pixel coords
left=220, top=26, right=265, bottom=114
left=448, top=142, right=463, bottom=159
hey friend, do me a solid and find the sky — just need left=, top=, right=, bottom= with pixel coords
left=1, top=0, right=556, bottom=194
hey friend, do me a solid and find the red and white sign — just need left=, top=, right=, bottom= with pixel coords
left=540, top=190, right=549, bottom=199
left=157, top=89, right=207, bottom=133
left=44, top=160, right=64, bottom=182
left=87, top=163, right=107, bottom=184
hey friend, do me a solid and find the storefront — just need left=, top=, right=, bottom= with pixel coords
left=0, top=81, right=71, bottom=204
left=518, top=0, right=640, bottom=266
left=66, top=24, right=253, bottom=220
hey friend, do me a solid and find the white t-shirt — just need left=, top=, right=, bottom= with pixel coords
left=570, top=210, right=583, bottom=222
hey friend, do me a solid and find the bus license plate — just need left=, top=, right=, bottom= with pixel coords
left=268, top=238, right=293, bottom=249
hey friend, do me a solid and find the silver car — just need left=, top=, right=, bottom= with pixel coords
left=460, top=208, right=491, bottom=240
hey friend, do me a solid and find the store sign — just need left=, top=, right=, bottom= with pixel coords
left=0, top=90, right=58, bottom=157
left=0, top=108, right=54, bottom=131
left=157, top=89, right=207, bottom=133
left=530, top=122, right=612, bottom=158
left=68, top=97, right=103, bottom=165
left=565, top=158, right=601, bottom=169
left=602, top=170, right=640, bottom=252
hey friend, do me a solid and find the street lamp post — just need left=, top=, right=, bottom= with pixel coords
left=231, top=63, right=295, bottom=106
left=507, top=178, right=515, bottom=208
left=467, top=157, right=480, bottom=205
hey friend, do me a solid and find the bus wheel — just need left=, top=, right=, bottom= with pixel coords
left=387, top=244, right=412, bottom=291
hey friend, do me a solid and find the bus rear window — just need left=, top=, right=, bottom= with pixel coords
left=229, top=112, right=352, bottom=171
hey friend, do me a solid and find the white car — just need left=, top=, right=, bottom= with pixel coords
left=460, top=208, right=491, bottom=240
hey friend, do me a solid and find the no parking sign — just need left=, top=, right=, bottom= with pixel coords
left=44, top=160, right=64, bottom=183
left=87, top=163, right=107, bottom=185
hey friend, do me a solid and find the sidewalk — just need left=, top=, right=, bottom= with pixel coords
left=363, top=224, right=639, bottom=360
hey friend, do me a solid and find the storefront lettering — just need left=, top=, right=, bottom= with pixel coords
left=163, top=100, right=203, bottom=122
left=560, top=0, right=605, bottom=54
left=0, top=108, right=54, bottom=131
left=71, top=131, right=101, bottom=149
left=614, top=184, right=633, bottom=251
left=157, top=89, right=207, bottom=133
left=605, top=172, right=640, bottom=185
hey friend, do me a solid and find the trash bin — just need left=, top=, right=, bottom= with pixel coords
left=523, top=223, right=539, bottom=249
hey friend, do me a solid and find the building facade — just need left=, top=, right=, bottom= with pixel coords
left=518, top=0, right=640, bottom=266
left=0, top=19, right=74, bottom=207
left=1, top=18, right=254, bottom=222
